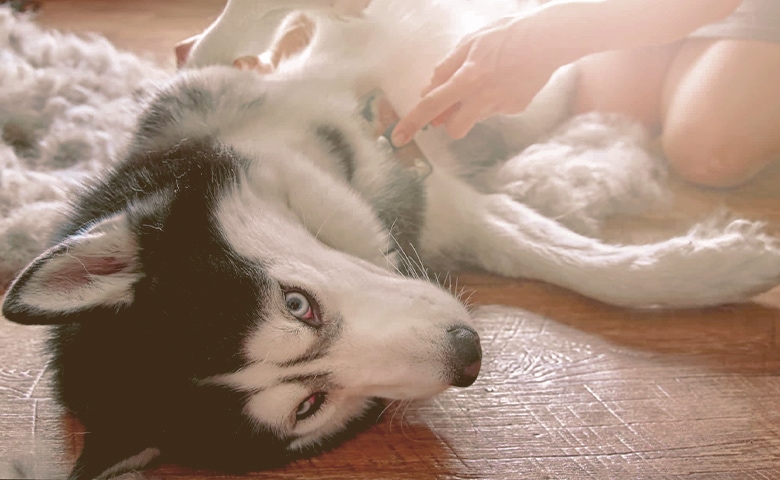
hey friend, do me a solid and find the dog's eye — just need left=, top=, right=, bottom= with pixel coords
left=284, top=290, right=321, bottom=326
left=295, top=392, right=326, bottom=421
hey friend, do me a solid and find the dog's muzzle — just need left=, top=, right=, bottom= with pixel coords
left=447, top=325, right=482, bottom=387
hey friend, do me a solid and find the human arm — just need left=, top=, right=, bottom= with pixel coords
left=391, top=0, right=743, bottom=146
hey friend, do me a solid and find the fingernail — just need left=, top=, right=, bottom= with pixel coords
left=391, top=130, right=408, bottom=147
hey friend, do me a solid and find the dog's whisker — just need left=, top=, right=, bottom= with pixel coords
left=388, top=400, right=402, bottom=433
left=406, top=242, right=430, bottom=282
left=398, top=399, right=416, bottom=441
left=383, top=251, right=405, bottom=276
left=381, top=400, right=402, bottom=432
left=313, top=209, right=337, bottom=241
left=377, top=399, right=398, bottom=421
left=383, top=230, right=427, bottom=281
left=389, top=399, right=411, bottom=434
left=461, top=289, right=478, bottom=313
left=383, top=228, right=407, bottom=276
left=396, top=244, right=420, bottom=280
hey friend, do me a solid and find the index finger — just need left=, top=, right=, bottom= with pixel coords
left=392, top=78, right=470, bottom=147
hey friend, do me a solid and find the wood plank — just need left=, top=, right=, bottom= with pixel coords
left=1, top=1, right=779, bottom=478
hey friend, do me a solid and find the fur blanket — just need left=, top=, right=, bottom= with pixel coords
left=0, top=7, right=167, bottom=287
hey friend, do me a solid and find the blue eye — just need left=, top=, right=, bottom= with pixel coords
left=285, top=291, right=310, bottom=317
left=284, top=289, right=322, bottom=327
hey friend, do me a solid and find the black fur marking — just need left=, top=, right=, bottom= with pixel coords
left=368, top=166, right=426, bottom=276
left=40, top=137, right=324, bottom=478
left=276, top=347, right=330, bottom=368
left=316, top=124, right=355, bottom=182
left=281, top=372, right=333, bottom=385
left=143, top=83, right=214, bottom=127
left=448, top=121, right=511, bottom=178
left=278, top=312, right=342, bottom=368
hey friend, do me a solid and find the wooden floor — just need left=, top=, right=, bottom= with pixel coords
left=2, top=1, right=780, bottom=478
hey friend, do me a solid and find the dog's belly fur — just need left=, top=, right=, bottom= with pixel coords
left=3, top=0, right=780, bottom=478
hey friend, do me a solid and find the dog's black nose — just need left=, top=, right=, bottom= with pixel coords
left=447, top=325, right=482, bottom=387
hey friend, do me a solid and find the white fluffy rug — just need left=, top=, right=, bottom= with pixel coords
left=0, top=7, right=168, bottom=287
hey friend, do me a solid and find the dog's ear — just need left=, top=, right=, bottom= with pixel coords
left=2, top=213, right=141, bottom=325
left=68, top=431, right=160, bottom=480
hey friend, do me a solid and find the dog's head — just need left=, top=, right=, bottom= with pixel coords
left=1, top=70, right=481, bottom=479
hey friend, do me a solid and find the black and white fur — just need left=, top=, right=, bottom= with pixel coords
left=3, top=0, right=780, bottom=478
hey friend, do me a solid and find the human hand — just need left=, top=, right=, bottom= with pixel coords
left=392, top=14, right=563, bottom=146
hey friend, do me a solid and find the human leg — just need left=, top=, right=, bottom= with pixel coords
left=660, top=38, right=780, bottom=187
left=572, top=43, right=683, bottom=133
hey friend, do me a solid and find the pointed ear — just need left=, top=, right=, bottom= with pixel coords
left=2, top=213, right=141, bottom=325
left=68, top=431, right=161, bottom=480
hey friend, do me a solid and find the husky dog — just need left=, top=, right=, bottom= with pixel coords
left=3, top=0, right=780, bottom=478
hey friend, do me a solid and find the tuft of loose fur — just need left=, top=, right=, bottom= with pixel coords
left=0, top=6, right=168, bottom=288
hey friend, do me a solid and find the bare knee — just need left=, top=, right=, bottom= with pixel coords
left=662, top=126, right=770, bottom=188
left=660, top=39, right=780, bottom=187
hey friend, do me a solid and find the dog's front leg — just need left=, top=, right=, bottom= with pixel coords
left=419, top=171, right=780, bottom=308
left=185, top=0, right=371, bottom=68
